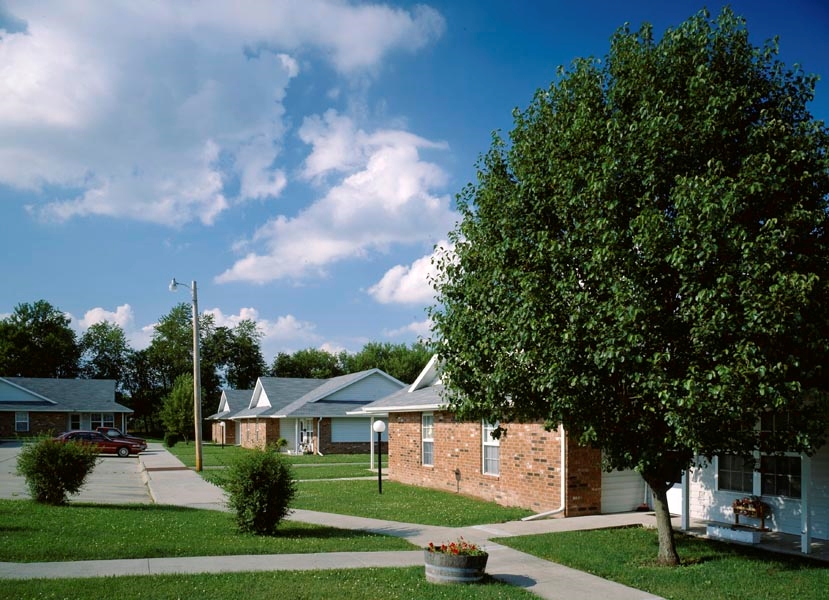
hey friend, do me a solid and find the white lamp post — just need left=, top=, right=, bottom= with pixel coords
left=372, top=419, right=386, bottom=494
left=169, top=278, right=203, bottom=472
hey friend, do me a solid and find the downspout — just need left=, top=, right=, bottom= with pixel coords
left=522, top=423, right=567, bottom=521
left=316, top=417, right=324, bottom=456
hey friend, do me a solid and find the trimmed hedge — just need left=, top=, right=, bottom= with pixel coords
left=225, top=446, right=296, bottom=535
left=16, top=437, right=99, bottom=505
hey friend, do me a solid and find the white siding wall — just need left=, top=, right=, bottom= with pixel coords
left=331, top=418, right=387, bottom=442
left=601, top=468, right=646, bottom=513
left=809, top=444, right=829, bottom=540
left=282, top=418, right=298, bottom=453
left=688, top=451, right=829, bottom=541
left=326, top=373, right=403, bottom=401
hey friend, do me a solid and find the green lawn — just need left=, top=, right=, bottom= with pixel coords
left=0, top=499, right=414, bottom=562
left=292, top=480, right=533, bottom=526
left=496, top=526, right=829, bottom=600
left=165, top=442, right=386, bottom=468
left=1, top=567, right=537, bottom=600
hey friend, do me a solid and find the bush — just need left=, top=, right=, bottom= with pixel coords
left=16, top=437, right=99, bottom=505
left=164, top=432, right=179, bottom=448
left=225, top=447, right=296, bottom=535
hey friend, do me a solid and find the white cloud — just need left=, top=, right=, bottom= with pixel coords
left=79, top=304, right=136, bottom=330
left=204, top=306, right=321, bottom=358
left=384, top=318, right=433, bottom=340
left=0, top=1, right=444, bottom=226
left=72, top=304, right=152, bottom=351
left=368, top=241, right=452, bottom=305
left=217, top=112, right=457, bottom=283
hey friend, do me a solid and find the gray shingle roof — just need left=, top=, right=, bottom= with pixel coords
left=207, top=389, right=252, bottom=420
left=0, top=377, right=130, bottom=413
left=230, top=370, right=405, bottom=420
left=359, top=383, right=446, bottom=413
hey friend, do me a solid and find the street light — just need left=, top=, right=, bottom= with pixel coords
left=169, top=278, right=203, bottom=472
left=372, top=419, right=386, bottom=494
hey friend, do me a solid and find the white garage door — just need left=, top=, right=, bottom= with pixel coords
left=601, top=468, right=646, bottom=514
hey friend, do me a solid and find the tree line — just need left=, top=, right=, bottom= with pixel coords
left=0, top=299, right=431, bottom=433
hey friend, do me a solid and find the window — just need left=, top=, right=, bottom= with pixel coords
left=70, top=414, right=81, bottom=430
left=15, top=412, right=29, bottom=433
left=718, top=454, right=754, bottom=493
left=482, top=421, right=500, bottom=476
left=422, top=413, right=434, bottom=466
left=90, top=413, right=115, bottom=429
left=761, top=455, right=801, bottom=498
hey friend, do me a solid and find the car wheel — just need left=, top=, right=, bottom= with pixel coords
left=117, top=447, right=129, bottom=458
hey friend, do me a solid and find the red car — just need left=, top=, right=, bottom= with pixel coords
left=56, top=430, right=143, bottom=457
left=95, top=427, right=148, bottom=452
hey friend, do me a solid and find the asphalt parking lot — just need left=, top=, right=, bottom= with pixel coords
left=0, top=440, right=153, bottom=504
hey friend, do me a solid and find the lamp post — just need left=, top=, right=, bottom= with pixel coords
left=372, top=419, right=386, bottom=494
left=169, top=278, right=203, bottom=472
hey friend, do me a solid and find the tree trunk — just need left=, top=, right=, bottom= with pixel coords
left=646, top=478, right=680, bottom=566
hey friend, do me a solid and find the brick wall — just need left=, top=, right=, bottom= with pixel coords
left=564, top=435, right=602, bottom=516
left=0, top=412, right=67, bottom=437
left=239, top=418, right=280, bottom=449
left=210, top=420, right=237, bottom=445
left=388, top=411, right=568, bottom=512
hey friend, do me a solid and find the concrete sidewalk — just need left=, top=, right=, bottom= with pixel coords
left=1, top=442, right=664, bottom=599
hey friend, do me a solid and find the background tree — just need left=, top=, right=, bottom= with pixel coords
left=342, top=342, right=432, bottom=383
left=122, top=348, right=164, bottom=433
left=147, top=303, right=193, bottom=391
left=431, top=8, right=829, bottom=565
left=159, top=373, right=195, bottom=443
left=79, top=321, right=130, bottom=386
left=226, top=319, right=266, bottom=389
left=270, top=348, right=344, bottom=379
left=0, top=300, right=79, bottom=377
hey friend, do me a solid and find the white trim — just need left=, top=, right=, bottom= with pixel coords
left=422, top=412, right=434, bottom=467
left=482, top=420, right=500, bottom=476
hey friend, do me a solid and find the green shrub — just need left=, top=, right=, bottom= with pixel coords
left=164, top=432, right=179, bottom=448
left=16, top=437, right=99, bottom=505
left=225, top=448, right=296, bottom=535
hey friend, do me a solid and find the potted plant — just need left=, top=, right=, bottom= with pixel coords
left=424, top=537, right=488, bottom=584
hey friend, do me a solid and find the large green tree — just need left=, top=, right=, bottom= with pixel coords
left=79, top=321, right=130, bottom=385
left=159, top=373, right=195, bottom=443
left=0, top=300, right=80, bottom=378
left=270, top=348, right=344, bottom=379
left=431, top=8, right=829, bottom=565
left=226, top=319, right=267, bottom=390
left=342, top=342, right=432, bottom=383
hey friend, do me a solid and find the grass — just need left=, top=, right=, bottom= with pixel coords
left=0, top=499, right=414, bottom=562
left=165, top=442, right=386, bottom=468
left=292, top=480, right=533, bottom=526
left=496, top=526, right=829, bottom=600
left=1, top=567, right=537, bottom=599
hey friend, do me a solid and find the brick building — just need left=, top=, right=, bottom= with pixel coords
left=359, top=356, right=646, bottom=516
left=0, top=377, right=132, bottom=438
left=210, top=370, right=404, bottom=453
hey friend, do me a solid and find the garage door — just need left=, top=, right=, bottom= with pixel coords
left=601, top=467, right=646, bottom=513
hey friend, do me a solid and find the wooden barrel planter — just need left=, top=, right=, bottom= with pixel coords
left=423, top=550, right=489, bottom=584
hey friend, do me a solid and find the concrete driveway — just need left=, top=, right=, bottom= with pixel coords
left=0, top=440, right=152, bottom=504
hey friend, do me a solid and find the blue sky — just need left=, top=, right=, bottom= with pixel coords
left=1, top=0, right=827, bottom=363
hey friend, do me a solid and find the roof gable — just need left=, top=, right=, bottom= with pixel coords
left=0, top=377, right=129, bottom=413
left=359, top=357, right=447, bottom=413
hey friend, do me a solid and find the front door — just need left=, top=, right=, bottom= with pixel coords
left=299, top=418, right=315, bottom=453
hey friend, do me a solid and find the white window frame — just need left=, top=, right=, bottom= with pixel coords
left=70, top=414, right=81, bottom=430
left=482, top=420, right=500, bottom=476
left=717, top=452, right=802, bottom=499
left=422, top=413, right=434, bottom=467
left=15, top=412, right=29, bottom=433
left=716, top=454, right=755, bottom=494
left=90, top=413, right=114, bottom=429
